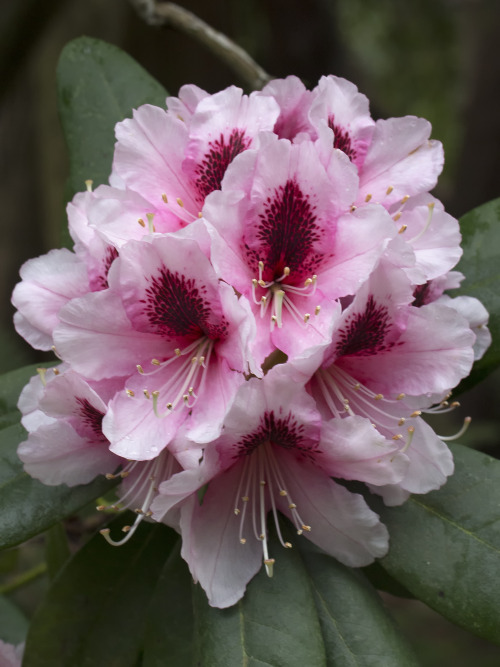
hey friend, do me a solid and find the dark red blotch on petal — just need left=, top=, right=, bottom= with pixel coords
left=195, top=129, right=251, bottom=199
left=328, top=115, right=357, bottom=162
left=142, top=268, right=226, bottom=341
left=336, top=295, right=392, bottom=357
left=412, top=282, right=432, bottom=307
left=95, top=246, right=119, bottom=291
left=75, top=397, right=106, bottom=440
left=247, top=179, right=322, bottom=282
left=235, top=410, right=319, bottom=462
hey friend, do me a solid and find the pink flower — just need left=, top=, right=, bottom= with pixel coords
left=204, top=133, right=396, bottom=362
left=18, top=369, right=121, bottom=486
left=111, top=87, right=280, bottom=219
left=152, top=366, right=390, bottom=608
left=17, top=367, right=186, bottom=543
left=54, top=233, right=256, bottom=460
left=0, top=640, right=23, bottom=667
left=11, top=72, right=490, bottom=608
left=291, top=262, right=476, bottom=505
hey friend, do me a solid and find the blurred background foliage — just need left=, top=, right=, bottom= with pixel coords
left=1, top=0, right=500, bottom=664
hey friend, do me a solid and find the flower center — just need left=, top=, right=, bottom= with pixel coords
left=315, top=365, right=416, bottom=449
left=251, top=261, right=320, bottom=330
left=233, top=442, right=310, bottom=577
left=231, top=411, right=318, bottom=576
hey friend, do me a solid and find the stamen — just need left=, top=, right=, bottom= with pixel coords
left=176, top=197, right=184, bottom=207
left=99, top=454, right=175, bottom=546
left=162, top=193, right=168, bottom=203
left=437, top=416, right=471, bottom=441
left=386, top=185, right=394, bottom=195
left=138, top=218, right=146, bottom=228
left=365, top=193, right=372, bottom=202
left=401, top=426, right=415, bottom=453
left=125, top=389, right=135, bottom=398
left=409, top=201, right=435, bottom=244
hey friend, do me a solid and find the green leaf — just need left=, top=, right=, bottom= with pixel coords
left=0, top=422, right=117, bottom=550
left=456, top=197, right=500, bottom=388
left=45, top=523, right=71, bottom=580
left=23, top=518, right=177, bottom=667
left=0, top=595, right=29, bottom=644
left=297, top=541, right=420, bottom=666
left=370, top=443, right=500, bottom=645
left=192, top=524, right=327, bottom=667
left=57, top=36, right=167, bottom=199
left=361, top=561, right=414, bottom=599
left=142, top=541, right=194, bottom=667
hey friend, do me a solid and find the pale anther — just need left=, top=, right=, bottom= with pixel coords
left=138, top=218, right=146, bottom=227
left=264, top=558, right=275, bottom=577
left=398, top=225, right=408, bottom=234
left=365, top=193, right=372, bottom=202
left=126, top=389, right=135, bottom=397
left=176, top=197, right=184, bottom=207
left=386, top=185, right=394, bottom=195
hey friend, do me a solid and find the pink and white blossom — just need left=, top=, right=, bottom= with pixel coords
left=152, top=367, right=391, bottom=608
left=11, top=72, right=490, bottom=609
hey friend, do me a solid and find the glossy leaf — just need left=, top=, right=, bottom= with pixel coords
left=23, top=518, right=177, bottom=667
left=0, top=595, right=28, bottom=644
left=142, top=541, right=194, bottom=667
left=0, top=422, right=117, bottom=550
left=192, top=525, right=326, bottom=667
left=57, top=36, right=167, bottom=199
left=45, top=523, right=71, bottom=580
left=370, top=443, right=500, bottom=645
left=456, top=197, right=500, bottom=388
left=297, top=540, right=420, bottom=666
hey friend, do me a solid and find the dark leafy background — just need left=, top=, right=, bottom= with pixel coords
left=1, top=5, right=500, bottom=664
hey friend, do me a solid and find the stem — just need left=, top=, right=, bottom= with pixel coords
left=129, top=0, right=272, bottom=90
left=0, top=562, right=47, bottom=595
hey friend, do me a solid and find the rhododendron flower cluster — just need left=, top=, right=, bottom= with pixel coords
left=13, top=75, right=490, bottom=608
